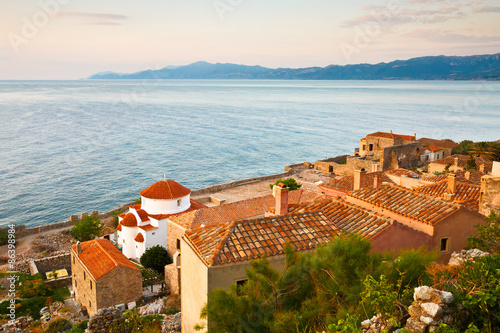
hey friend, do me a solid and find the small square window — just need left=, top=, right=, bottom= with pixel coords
left=440, top=237, right=450, bottom=252
left=84, top=271, right=86, bottom=280
left=152, top=232, right=155, bottom=236
left=177, top=199, right=181, bottom=207
left=176, top=239, right=181, bottom=250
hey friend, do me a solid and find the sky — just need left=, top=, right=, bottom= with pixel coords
left=0, top=0, right=499, bottom=79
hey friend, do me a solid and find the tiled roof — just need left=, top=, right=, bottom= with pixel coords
left=170, top=189, right=322, bottom=230
left=185, top=212, right=341, bottom=266
left=348, top=184, right=461, bottom=225
left=322, top=172, right=394, bottom=194
left=418, top=138, right=458, bottom=149
left=288, top=199, right=392, bottom=239
left=367, top=131, right=415, bottom=141
left=134, top=233, right=144, bottom=242
left=121, top=213, right=137, bottom=227
left=423, top=145, right=443, bottom=152
left=116, top=224, right=122, bottom=231
left=421, top=170, right=484, bottom=186
left=430, top=155, right=493, bottom=173
left=72, top=239, right=139, bottom=280
left=136, top=209, right=149, bottom=222
left=414, top=180, right=480, bottom=211
left=140, top=179, right=191, bottom=200
left=139, top=224, right=158, bottom=231
left=148, top=199, right=207, bottom=221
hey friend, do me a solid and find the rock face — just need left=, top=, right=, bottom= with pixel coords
left=448, top=249, right=489, bottom=266
left=405, top=286, right=455, bottom=333
left=85, top=307, right=121, bottom=333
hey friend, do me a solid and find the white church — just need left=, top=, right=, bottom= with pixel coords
left=114, top=178, right=194, bottom=259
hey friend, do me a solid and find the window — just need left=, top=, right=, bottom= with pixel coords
left=84, top=271, right=86, bottom=280
left=152, top=232, right=155, bottom=236
left=89, top=300, right=91, bottom=308
left=90, top=281, right=92, bottom=290
left=177, top=199, right=181, bottom=207
left=176, top=239, right=181, bottom=250
left=123, top=239, right=125, bottom=244
left=369, top=144, right=374, bottom=151
left=328, top=166, right=333, bottom=173
left=75, top=280, right=77, bottom=288
left=362, top=145, right=366, bottom=151
left=440, top=237, right=450, bottom=252
left=73, top=256, right=75, bottom=264
left=236, top=279, right=247, bottom=296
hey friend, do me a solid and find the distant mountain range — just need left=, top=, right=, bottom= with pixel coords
left=87, top=53, right=500, bottom=80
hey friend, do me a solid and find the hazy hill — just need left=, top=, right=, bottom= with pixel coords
left=87, top=53, right=500, bottom=80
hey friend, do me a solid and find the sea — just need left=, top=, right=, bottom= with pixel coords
left=1, top=80, right=499, bottom=228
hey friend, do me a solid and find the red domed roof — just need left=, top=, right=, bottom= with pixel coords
left=134, top=233, right=144, bottom=243
left=121, top=213, right=137, bottom=227
left=116, top=224, right=122, bottom=231
left=140, top=179, right=191, bottom=200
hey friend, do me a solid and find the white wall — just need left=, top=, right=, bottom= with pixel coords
left=141, top=194, right=191, bottom=215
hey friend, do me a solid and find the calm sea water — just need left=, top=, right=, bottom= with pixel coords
left=1, top=80, right=499, bottom=228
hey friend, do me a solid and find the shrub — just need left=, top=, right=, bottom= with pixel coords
left=44, top=318, right=72, bottom=333
left=69, top=320, right=88, bottom=333
left=140, top=245, right=172, bottom=274
left=467, top=212, right=500, bottom=254
left=269, top=178, right=302, bottom=191
left=0, top=230, right=8, bottom=246
left=71, top=214, right=104, bottom=242
left=19, top=279, right=51, bottom=298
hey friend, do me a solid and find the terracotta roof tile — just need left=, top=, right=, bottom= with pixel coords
left=422, top=145, right=443, bottom=152
left=367, top=131, right=415, bottom=141
left=72, top=239, right=139, bottom=280
left=418, top=138, right=458, bottom=149
left=147, top=199, right=207, bottom=221
left=288, top=199, right=392, bottom=239
left=422, top=170, right=484, bottom=186
left=185, top=212, right=340, bottom=266
left=414, top=180, right=480, bottom=211
left=321, top=172, right=394, bottom=194
left=348, top=184, right=461, bottom=225
left=136, top=209, right=149, bottom=222
left=170, top=189, right=322, bottom=230
left=139, top=224, right=158, bottom=231
left=134, top=233, right=144, bottom=242
left=140, top=179, right=191, bottom=200
left=116, top=224, right=122, bottom=231
left=121, top=213, right=137, bottom=227
left=384, top=169, right=420, bottom=178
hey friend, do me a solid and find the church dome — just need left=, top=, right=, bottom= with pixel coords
left=140, top=179, right=191, bottom=200
left=121, top=213, right=138, bottom=227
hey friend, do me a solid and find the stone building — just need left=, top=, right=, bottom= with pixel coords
left=71, top=239, right=142, bottom=315
left=114, top=179, right=206, bottom=259
left=420, top=145, right=445, bottom=163
left=428, top=154, right=493, bottom=174
left=346, top=184, right=486, bottom=262
left=417, top=138, right=458, bottom=158
left=479, top=161, right=500, bottom=216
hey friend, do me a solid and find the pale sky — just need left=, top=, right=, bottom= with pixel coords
left=0, top=0, right=499, bottom=79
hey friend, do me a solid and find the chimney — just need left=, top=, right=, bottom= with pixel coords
left=274, top=183, right=289, bottom=215
left=454, top=157, right=459, bottom=169
left=465, top=171, right=471, bottom=180
left=479, top=164, right=485, bottom=173
left=354, top=169, right=367, bottom=191
left=373, top=175, right=379, bottom=188
left=390, top=130, right=393, bottom=134
left=447, top=173, right=457, bottom=194
left=76, top=241, right=82, bottom=255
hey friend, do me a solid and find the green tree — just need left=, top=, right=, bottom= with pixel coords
left=465, top=155, right=478, bottom=170
left=269, top=178, right=302, bottom=191
left=467, top=212, right=500, bottom=254
left=140, top=245, right=172, bottom=274
left=71, top=214, right=104, bottom=242
left=453, top=140, right=473, bottom=155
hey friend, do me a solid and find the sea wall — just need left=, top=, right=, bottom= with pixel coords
left=191, top=171, right=292, bottom=197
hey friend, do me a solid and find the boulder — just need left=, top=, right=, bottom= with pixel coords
left=421, top=303, right=443, bottom=319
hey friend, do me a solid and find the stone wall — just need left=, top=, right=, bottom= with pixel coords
left=479, top=173, right=500, bottom=216
left=96, top=265, right=142, bottom=313
left=165, top=263, right=180, bottom=295
left=166, top=221, right=186, bottom=258
left=380, top=142, right=421, bottom=171
left=191, top=172, right=292, bottom=197
left=30, top=253, right=72, bottom=276
left=85, top=306, right=122, bottom=333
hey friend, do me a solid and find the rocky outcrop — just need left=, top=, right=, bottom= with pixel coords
left=162, top=312, right=181, bottom=333
left=85, top=307, right=122, bottom=333
left=405, top=286, right=454, bottom=333
left=448, top=249, right=489, bottom=266
left=138, top=297, right=165, bottom=315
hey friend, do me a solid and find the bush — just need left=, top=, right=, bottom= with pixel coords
left=69, top=320, right=88, bottom=333
left=269, top=178, right=302, bottom=191
left=140, top=246, right=172, bottom=274
left=71, top=214, right=104, bottom=242
left=19, top=279, right=51, bottom=298
left=44, top=318, right=72, bottom=333
left=467, top=212, right=500, bottom=254
left=0, top=230, right=8, bottom=246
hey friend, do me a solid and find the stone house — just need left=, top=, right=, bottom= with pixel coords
left=317, top=169, right=394, bottom=198
left=428, top=155, right=493, bottom=174
left=479, top=161, right=500, bottom=216
left=114, top=179, right=206, bottom=259
left=420, top=145, right=445, bottom=163
left=181, top=211, right=341, bottom=332
left=346, top=184, right=486, bottom=262
left=418, top=138, right=458, bottom=158
left=71, top=239, right=142, bottom=315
